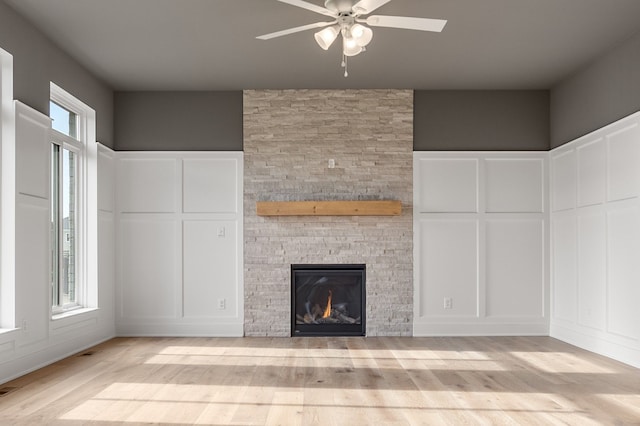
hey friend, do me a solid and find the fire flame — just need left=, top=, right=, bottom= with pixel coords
left=322, top=290, right=332, bottom=318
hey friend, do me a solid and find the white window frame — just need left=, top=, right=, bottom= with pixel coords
left=50, top=82, right=98, bottom=317
left=0, top=47, right=15, bottom=329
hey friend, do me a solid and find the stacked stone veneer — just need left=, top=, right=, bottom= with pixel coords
left=244, top=89, right=413, bottom=336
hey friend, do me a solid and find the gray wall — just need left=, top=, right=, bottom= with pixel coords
left=114, top=91, right=242, bottom=151
left=0, top=1, right=114, bottom=147
left=550, top=31, right=640, bottom=148
left=414, top=90, right=550, bottom=151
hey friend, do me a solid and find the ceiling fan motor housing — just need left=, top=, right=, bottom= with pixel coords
left=325, top=0, right=356, bottom=14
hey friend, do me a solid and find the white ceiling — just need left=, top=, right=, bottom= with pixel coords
left=5, top=0, right=640, bottom=91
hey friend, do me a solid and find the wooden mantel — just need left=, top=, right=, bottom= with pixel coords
left=256, top=200, right=402, bottom=216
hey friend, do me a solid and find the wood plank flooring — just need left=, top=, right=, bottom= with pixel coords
left=0, top=336, right=639, bottom=425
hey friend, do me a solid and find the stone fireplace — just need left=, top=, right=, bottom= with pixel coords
left=243, top=89, right=413, bottom=336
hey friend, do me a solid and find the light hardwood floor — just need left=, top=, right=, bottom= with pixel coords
left=0, top=336, right=639, bottom=425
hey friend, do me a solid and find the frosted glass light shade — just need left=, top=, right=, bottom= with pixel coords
left=314, top=26, right=340, bottom=50
left=350, top=24, right=373, bottom=47
left=343, top=36, right=363, bottom=56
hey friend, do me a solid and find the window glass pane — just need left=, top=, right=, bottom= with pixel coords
left=50, top=101, right=77, bottom=139
left=62, top=149, right=76, bottom=305
left=51, top=144, right=60, bottom=307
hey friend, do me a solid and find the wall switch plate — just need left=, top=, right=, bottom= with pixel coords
left=444, top=297, right=453, bottom=310
left=328, top=159, right=335, bottom=169
left=218, top=299, right=226, bottom=310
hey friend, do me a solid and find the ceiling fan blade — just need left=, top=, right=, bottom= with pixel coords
left=256, top=21, right=335, bottom=40
left=277, top=0, right=337, bottom=17
left=352, top=0, right=392, bottom=15
left=366, top=15, right=447, bottom=32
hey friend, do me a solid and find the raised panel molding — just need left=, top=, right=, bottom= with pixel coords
left=14, top=101, right=50, bottom=199
left=551, top=214, right=577, bottom=323
left=15, top=199, right=50, bottom=347
left=577, top=138, right=605, bottom=207
left=183, top=158, right=239, bottom=213
left=485, top=219, right=544, bottom=318
left=98, top=144, right=115, bottom=212
left=418, top=158, right=478, bottom=213
left=607, top=123, right=640, bottom=202
left=414, top=152, right=549, bottom=336
left=119, top=218, right=179, bottom=320
left=550, top=111, right=640, bottom=369
left=607, top=207, right=640, bottom=339
left=418, top=219, right=479, bottom=318
left=551, top=150, right=576, bottom=212
left=485, top=159, right=544, bottom=213
left=577, top=212, right=606, bottom=331
left=183, top=220, right=238, bottom=318
left=117, top=158, right=177, bottom=213
left=115, top=152, right=244, bottom=337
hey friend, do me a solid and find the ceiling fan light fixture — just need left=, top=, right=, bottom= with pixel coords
left=343, top=36, right=363, bottom=56
left=350, top=23, right=373, bottom=47
left=258, top=0, right=448, bottom=76
left=314, top=25, right=340, bottom=50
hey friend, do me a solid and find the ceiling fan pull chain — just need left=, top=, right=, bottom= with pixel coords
left=342, top=54, right=348, bottom=77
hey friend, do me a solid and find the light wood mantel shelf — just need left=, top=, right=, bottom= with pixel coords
left=256, top=200, right=402, bottom=216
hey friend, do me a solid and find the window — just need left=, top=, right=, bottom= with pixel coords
left=49, top=83, right=97, bottom=315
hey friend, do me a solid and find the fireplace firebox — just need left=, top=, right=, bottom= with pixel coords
left=291, top=264, right=365, bottom=336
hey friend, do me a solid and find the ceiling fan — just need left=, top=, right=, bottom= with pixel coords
left=257, top=0, right=447, bottom=77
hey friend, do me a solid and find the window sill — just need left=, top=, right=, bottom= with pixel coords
left=52, top=307, right=99, bottom=321
left=0, top=327, right=19, bottom=336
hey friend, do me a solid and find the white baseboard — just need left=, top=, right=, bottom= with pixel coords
left=116, top=322, right=244, bottom=337
left=0, top=331, right=115, bottom=385
left=550, top=322, right=640, bottom=369
left=413, top=322, right=549, bottom=336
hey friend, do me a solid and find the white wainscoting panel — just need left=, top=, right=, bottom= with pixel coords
left=550, top=111, right=640, bottom=368
left=551, top=214, right=577, bottom=323
left=116, top=152, right=243, bottom=337
left=607, top=123, right=640, bottom=203
left=98, top=145, right=116, bottom=329
left=183, top=158, right=238, bottom=213
left=119, top=218, right=179, bottom=320
left=414, top=152, right=548, bottom=336
left=15, top=198, right=49, bottom=347
left=485, top=219, right=544, bottom=318
left=485, top=159, right=544, bottom=213
left=577, top=211, right=606, bottom=331
left=1, top=105, right=115, bottom=385
left=418, top=219, right=478, bottom=318
left=577, top=139, right=605, bottom=207
left=98, top=145, right=115, bottom=213
left=117, top=158, right=177, bottom=213
left=15, top=102, right=49, bottom=199
left=418, top=158, right=478, bottom=213
left=606, top=207, right=640, bottom=340
left=551, top=150, right=576, bottom=212
left=183, top=220, right=238, bottom=318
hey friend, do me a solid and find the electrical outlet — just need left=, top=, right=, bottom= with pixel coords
left=328, top=159, right=335, bottom=169
left=218, top=299, right=226, bottom=310
left=22, top=319, right=28, bottom=332
left=443, top=297, right=453, bottom=310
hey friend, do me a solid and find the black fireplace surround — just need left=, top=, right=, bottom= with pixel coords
left=291, top=264, right=366, bottom=336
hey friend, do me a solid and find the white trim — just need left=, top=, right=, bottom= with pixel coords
left=0, top=48, right=15, bottom=329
